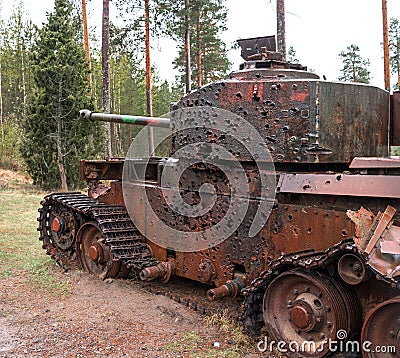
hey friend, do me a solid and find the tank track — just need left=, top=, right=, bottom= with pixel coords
left=241, top=239, right=400, bottom=339
left=38, top=192, right=158, bottom=272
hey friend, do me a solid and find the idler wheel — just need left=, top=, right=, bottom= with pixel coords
left=75, top=222, right=121, bottom=280
left=263, top=269, right=362, bottom=357
left=361, top=297, right=400, bottom=357
left=338, top=253, right=370, bottom=285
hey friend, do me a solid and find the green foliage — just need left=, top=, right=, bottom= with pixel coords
left=338, top=44, right=371, bottom=84
left=113, top=0, right=231, bottom=90
left=2, top=0, right=228, bottom=177
left=287, top=46, right=300, bottom=64
left=113, top=0, right=168, bottom=58
left=0, top=4, right=34, bottom=170
left=20, top=0, right=104, bottom=190
left=0, top=4, right=35, bottom=121
left=0, top=116, right=24, bottom=169
left=165, top=0, right=231, bottom=88
left=389, top=17, right=400, bottom=91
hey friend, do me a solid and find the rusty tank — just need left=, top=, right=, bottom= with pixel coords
left=38, top=36, right=400, bottom=357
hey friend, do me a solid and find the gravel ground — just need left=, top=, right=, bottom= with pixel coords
left=0, top=268, right=264, bottom=358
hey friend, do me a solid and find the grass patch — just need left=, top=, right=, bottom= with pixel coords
left=24, top=256, right=71, bottom=297
left=164, top=311, right=251, bottom=357
left=164, top=330, right=243, bottom=357
left=0, top=190, right=72, bottom=297
left=205, top=309, right=250, bottom=347
left=164, top=331, right=203, bottom=353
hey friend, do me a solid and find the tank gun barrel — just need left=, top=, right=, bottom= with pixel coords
left=79, top=109, right=170, bottom=128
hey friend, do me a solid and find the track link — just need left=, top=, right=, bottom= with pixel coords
left=38, top=192, right=158, bottom=272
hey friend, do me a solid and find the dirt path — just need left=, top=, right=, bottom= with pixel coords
left=0, top=268, right=262, bottom=358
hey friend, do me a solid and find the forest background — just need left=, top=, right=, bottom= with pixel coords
left=1, top=0, right=400, bottom=190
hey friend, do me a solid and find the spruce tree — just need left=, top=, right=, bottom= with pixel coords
left=20, top=0, right=104, bottom=190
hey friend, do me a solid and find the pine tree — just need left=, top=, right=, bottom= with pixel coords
left=20, top=0, right=104, bottom=190
left=164, top=0, right=230, bottom=89
left=287, top=46, right=299, bottom=64
left=338, top=44, right=371, bottom=84
left=389, top=17, right=400, bottom=90
left=114, top=0, right=230, bottom=90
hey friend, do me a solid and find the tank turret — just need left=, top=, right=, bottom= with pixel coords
left=171, top=35, right=389, bottom=164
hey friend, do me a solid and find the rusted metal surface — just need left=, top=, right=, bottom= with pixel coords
left=263, top=270, right=361, bottom=357
left=80, top=159, right=124, bottom=181
left=337, top=253, right=370, bottom=285
left=364, top=206, right=396, bottom=254
left=96, top=181, right=123, bottom=205
left=80, top=158, right=163, bottom=184
left=391, top=91, right=400, bottom=146
left=207, top=276, right=245, bottom=300
left=350, top=156, right=400, bottom=168
left=172, top=80, right=389, bottom=163
left=348, top=206, right=400, bottom=279
left=279, top=173, right=400, bottom=198
left=197, top=258, right=217, bottom=284
left=265, top=204, right=354, bottom=257
left=87, top=181, right=110, bottom=200
left=361, top=297, right=400, bottom=358
left=139, top=259, right=176, bottom=283
left=237, top=36, right=278, bottom=61
left=230, top=67, right=315, bottom=80
left=39, top=193, right=158, bottom=279
left=76, top=222, right=120, bottom=279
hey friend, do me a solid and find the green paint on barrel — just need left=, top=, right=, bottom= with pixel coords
left=120, top=115, right=139, bottom=125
